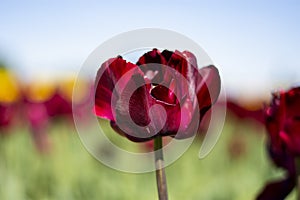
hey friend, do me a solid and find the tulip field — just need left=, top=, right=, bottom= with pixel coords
left=1, top=1, right=300, bottom=199
left=1, top=48, right=299, bottom=199
left=0, top=117, right=296, bottom=200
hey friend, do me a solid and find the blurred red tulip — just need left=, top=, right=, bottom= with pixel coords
left=23, top=81, right=73, bottom=153
left=0, top=104, right=14, bottom=129
left=257, top=86, right=300, bottom=199
left=226, top=99, right=264, bottom=125
left=265, top=87, right=300, bottom=156
left=44, top=91, right=72, bottom=119
left=26, top=102, right=51, bottom=153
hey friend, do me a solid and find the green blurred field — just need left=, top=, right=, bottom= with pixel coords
left=0, top=119, right=296, bottom=200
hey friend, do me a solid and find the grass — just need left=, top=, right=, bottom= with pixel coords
left=0, top=118, right=297, bottom=200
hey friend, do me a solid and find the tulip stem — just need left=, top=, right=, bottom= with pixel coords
left=154, top=136, right=168, bottom=200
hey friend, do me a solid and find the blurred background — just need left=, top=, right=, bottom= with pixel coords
left=0, top=0, right=299, bottom=199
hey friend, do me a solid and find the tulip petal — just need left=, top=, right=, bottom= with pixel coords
left=267, top=142, right=296, bottom=173
left=267, top=87, right=300, bottom=155
left=150, top=83, right=197, bottom=138
left=196, top=65, right=221, bottom=118
left=151, top=84, right=177, bottom=105
left=162, top=50, right=188, bottom=78
left=137, top=49, right=167, bottom=83
left=161, top=50, right=190, bottom=99
left=285, top=87, right=300, bottom=117
left=137, top=48, right=167, bottom=66
left=256, top=176, right=295, bottom=200
left=94, top=57, right=139, bottom=121
left=45, top=92, right=72, bottom=117
left=116, top=74, right=151, bottom=127
left=112, top=73, right=161, bottom=142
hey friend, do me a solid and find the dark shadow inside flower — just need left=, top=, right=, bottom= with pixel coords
left=293, top=116, right=300, bottom=120
left=137, top=48, right=167, bottom=83
left=149, top=84, right=181, bottom=137
left=150, top=85, right=178, bottom=106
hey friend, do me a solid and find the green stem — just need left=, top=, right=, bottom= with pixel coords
left=154, top=136, right=168, bottom=200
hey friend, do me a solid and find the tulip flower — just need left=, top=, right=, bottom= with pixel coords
left=265, top=87, right=300, bottom=156
left=24, top=78, right=90, bottom=153
left=26, top=102, right=51, bottom=153
left=94, top=49, right=221, bottom=200
left=258, top=86, right=300, bottom=200
left=95, top=49, right=220, bottom=141
left=44, top=91, right=73, bottom=119
left=0, top=104, right=14, bottom=132
left=24, top=81, right=56, bottom=153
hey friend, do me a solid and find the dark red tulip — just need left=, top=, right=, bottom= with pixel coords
left=94, top=49, right=221, bottom=142
left=0, top=104, right=12, bottom=127
left=265, top=87, right=300, bottom=156
left=44, top=91, right=73, bottom=119
left=23, top=85, right=73, bottom=153
left=0, top=103, right=15, bottom=133
left=257, top=86, right=300, bottom=199
left=26, top=102, right=51, bottom=153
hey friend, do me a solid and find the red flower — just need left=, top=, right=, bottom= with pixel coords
left=265, top=87, right=300, bottom=156
left=44, top=91, right=73, bottom=119
left=257, top=87, right=300, bottom=200
left=226, top=99, right=264, bottom=125
left=94, top=49, right=221, bottom=142
left=0, top=103, right=14, bottom=130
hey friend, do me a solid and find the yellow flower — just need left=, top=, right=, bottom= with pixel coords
left=26, top=80, right=56, bottom=103
left=0, top=68, right=20, bottom=104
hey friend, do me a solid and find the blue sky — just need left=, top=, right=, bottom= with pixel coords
left=0, top=0, right=299, bottom=97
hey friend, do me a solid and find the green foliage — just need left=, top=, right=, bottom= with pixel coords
left=0, top=121, right=296, bottom=200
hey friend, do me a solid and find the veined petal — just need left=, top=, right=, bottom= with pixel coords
left=94, top=57, right=140, bottom=121
left=162, top=50, right=188, bottom=78
left=195, top=65, right=221, bottom=118
left=150, top=84, right=197, bottom=138
left=112, top=73, right=158, bottom=142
